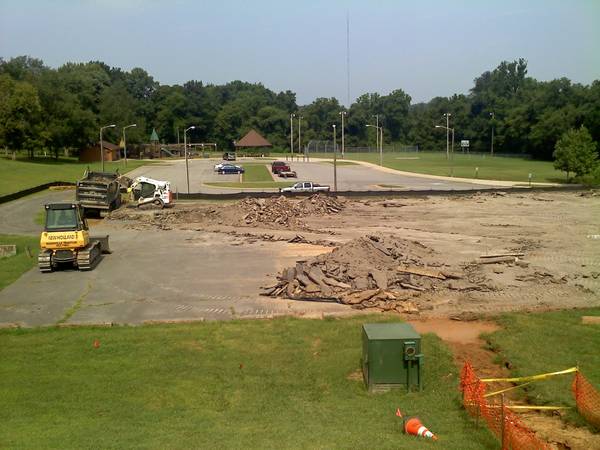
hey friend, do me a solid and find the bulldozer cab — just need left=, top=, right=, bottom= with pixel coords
left=44, top=203, right=88, bottom=232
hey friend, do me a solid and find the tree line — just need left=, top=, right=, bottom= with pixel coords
left=0, top=56, right=598, bottom=160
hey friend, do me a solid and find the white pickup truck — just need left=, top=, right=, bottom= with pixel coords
left=279, top=181, right=331, bottom=193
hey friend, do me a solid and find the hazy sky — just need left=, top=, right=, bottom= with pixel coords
left=1, top=0, right=599, bottom=105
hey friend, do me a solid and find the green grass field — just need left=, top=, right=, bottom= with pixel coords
left=206, top=163, right=294, bottom=189
left=485, top=308, right=600, bottom=427
left=0, top=234, right=39, bottom=291
left=0, top=317, right=497, bottom=449
left=312, top=152, right=565, bottom=183
left=0, top=157, right=150, bottom=197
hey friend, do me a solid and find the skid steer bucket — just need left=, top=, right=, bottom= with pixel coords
left=92, top=235, right=111, bottom=254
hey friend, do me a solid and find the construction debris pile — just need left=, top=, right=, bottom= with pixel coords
left=108, top=207, right=220, bottom=230
left=262, top=234, right=489, bottom=313
left=238, top=194, right=344, bottom=228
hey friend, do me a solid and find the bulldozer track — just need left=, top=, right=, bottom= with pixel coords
left=37, top=250, right=53, bottom=273
left=76, top=242, right=101, bottom=271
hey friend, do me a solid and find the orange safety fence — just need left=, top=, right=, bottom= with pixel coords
left=460, top=362, right=553, bottom=450
left=572, top=370, right=600, bottom=429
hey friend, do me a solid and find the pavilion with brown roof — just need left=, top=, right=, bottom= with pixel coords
left=234, top=129, right=272, bottom=150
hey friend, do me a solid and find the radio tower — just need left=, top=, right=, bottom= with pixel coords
left=346, top=11, right=350, bottom=106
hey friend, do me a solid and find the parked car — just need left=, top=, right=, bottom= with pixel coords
left=278, top=170, right=297, bottom=178
left=279, top=181, right=330, bottom=193
left=214, top=162, right=236, bottom=172
left=271, top=161, right=290, bottom=174
left=217, top=165, right=244, bottom=175
left=223, top=152, right=237, bottom=161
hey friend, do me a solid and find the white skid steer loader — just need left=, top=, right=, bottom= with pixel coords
left=128, top=176, right=174, bottom=209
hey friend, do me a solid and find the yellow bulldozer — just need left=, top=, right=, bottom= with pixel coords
left=38, top=203, right=110, bottom=272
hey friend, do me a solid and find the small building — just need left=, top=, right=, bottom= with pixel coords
left=79, top=142, right=121, bottom=163
left=234, top=129, right=272, bottom=155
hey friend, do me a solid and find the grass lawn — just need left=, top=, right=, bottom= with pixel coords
left=0, top=234, right=39, bottom=291
left=0, top=157, right=150, bottom=197
left=0, top=316, right=496, bottom=449
left=485, top=308, right=600, bottom=427
left=240, top=162, right=273, bottom=182
left=311, top=152, right=565, bottom=183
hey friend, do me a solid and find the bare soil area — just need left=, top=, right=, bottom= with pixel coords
left=107, top=190, right=600, bottom=317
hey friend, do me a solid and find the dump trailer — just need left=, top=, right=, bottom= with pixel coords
left=38, top=203, right=111, bottom=272
left=76, top=170, right=122, bottom=216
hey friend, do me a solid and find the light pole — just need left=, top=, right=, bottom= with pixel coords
left=122, top=124, right=136, bottom=167
left=374, top=114, right=379, bottom=155
left=366, top=124, right=383, bottom=166
left=332, top=124, right=337, bottom=192
left=99, top=124, right=116, bottom=172
left=339, top=111, right=346, bottom=159
left=184, top=125, right=196, bottom=193
left=435, top=125, right=454, bottom=159
left=290, top=113, right=295, bottom=161
left=490, top=112, right=495, bottom=156
left=442, top=113, right=451, bottom=160
left=298, top=115, right=303, bottom=162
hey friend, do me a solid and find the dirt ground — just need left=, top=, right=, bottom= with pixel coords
left=109, top=190, right=600, bottom=317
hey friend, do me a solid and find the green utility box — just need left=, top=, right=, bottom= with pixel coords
left=362, top=323, right=423, bottom=392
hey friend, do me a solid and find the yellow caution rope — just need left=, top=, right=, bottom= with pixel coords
left=480, top=367, right=578, bottom=383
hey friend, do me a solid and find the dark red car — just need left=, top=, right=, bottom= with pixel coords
left=271, top=161, right=290, bottom=174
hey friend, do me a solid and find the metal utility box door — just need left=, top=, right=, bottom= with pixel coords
left=362, top=323, right=422, bottom=392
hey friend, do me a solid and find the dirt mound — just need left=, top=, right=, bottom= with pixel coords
left=238, top=194, right=344, bottom=228
left=262, top=234, right=492, bottom=313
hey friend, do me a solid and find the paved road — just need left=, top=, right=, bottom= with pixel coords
left=0, top=189, right=74, bottom=235
left=126, top=158, right=498, bottom=193
left=0, top=223, right=351, bottom=327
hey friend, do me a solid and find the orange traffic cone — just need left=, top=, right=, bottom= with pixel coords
left=405, top=417, right=438, bottom=441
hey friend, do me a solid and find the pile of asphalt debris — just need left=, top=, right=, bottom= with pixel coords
left=261, top=234, right=494, bottom=313
left=239, top=194, right=344, bottom=227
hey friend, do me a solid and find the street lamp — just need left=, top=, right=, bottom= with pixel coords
left=442, top=113, right=451, bottom=160
left=339, top=111, right=347, bottom=159
left=332, top=124, right=337, bottom=192
left=290, top=113, right=296, bottom=161
left=490, top=112, right=495, bottom=156
left=366, top=124, right=383, bottom=166
left=373, top=114, right=379, bottom=156
left=99, top=124, right=116, bottom=172
left=298, top=115, right=303, bottom=162
left=184, top=125, right=196, bottom=193
left=122, top=124, right=137, bottom=167
left=435, top=124, right=455, bottom=160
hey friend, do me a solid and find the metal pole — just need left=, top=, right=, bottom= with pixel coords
left=290, top=114, right=295, bottom=161
left=298, top=116, right=302, bottom=162
left=341, top=112, right=345, bottom=159
left=375, top=114, right=379, bottom=155
left=184, top=129, right=189, bottom=193
left=333, top=125, right=337, bottom=192
left=490, top=112, right=495, bottom=157
left=501, top=394, right=506, bottom=449
left=446, top=113, right=450, bottom=160
left=100, top=128, right=104, bottom=172
left=122, top=128, right=127, bottom=167
left=379, top=126, right=383, bottom=166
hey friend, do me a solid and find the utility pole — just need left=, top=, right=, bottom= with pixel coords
left=490, top=112, right=495, bottom=156
left=99, top=124, right=116, bottom=172
left=379, top=126, right=384, bottom=166
left=374, top=114, right=379, bottom=155
left=122, top=124, right=136, bottom=167
left=339, top=111, right=346, bottom=158
left=333, top=124, right=337, bottom=192
left=298, top=115, right=303, bottom=162
left=184, top=126, right=196, bottom=193
left=290, top=113, right=295, bottom=161
left=443, top=113, right=451, bottom=160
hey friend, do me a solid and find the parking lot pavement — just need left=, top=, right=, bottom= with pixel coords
left=0, top=189, right=73, bottom=235
left=0, top=227, right=351, bottom=327
left=125, top=158, right=498, bottom=193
